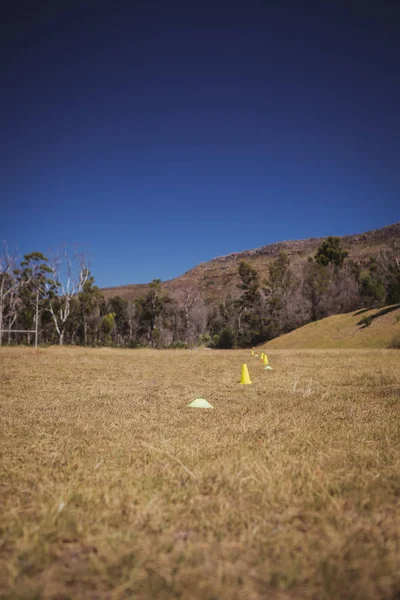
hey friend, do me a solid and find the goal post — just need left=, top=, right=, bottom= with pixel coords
left=0, top=329, right=37, bottom=348
left=0, top=290, right=40, bottom=350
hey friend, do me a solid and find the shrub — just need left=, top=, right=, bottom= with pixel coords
left=169, top=340, right=188, bottom=349
left=127, top=340, right=141, bottom=348
left=198, top=333, right=211, bottom=346
left=388, top=333, right=400, bottom=349
left=215, top=327, right=235, bottom=349
left=359, top=316, right=373, bottom=328
left=210, top=334, right=220, bottom=348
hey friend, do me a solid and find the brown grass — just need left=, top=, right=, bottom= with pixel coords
left=1, top=347, right=399, bottom=599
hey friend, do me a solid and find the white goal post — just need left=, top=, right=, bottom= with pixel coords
left=0, top=329, right=38, bottom=348
left=0, top=290, right=39, bottom=350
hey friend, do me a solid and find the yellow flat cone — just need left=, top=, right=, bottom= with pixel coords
left=240, top=364, right=252, bottom=385
left=265, top=365, right=273, bottom=370
left=187, top=398, right=214, bottom=408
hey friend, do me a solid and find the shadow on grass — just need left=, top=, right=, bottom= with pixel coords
left=357, top=304, right=400, bottom=329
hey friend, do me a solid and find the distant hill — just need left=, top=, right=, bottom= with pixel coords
left=101, top=222, right=400, bottom=305
left=262, top=304, right=400, bottom=349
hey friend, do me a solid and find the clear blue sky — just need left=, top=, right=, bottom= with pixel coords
left=1, top=0, right=399, bottom=287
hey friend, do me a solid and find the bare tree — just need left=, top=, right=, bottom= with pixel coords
left=190, top=298, right=208, bottom=343
left=0, top=243, right=19, bottom=346
left=45, top=249, right=89, bottom=345
left=174, top=287, right=203, bottom=344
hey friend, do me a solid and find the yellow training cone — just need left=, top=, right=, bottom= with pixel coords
left=251, top=349, right=255, bottom=356
left=263, top=354, right=273, bottom=370
left=260, top=352, right=265, bottom=361
left=240, top=364, right=252, bottom=385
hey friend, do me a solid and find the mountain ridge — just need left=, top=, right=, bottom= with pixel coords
left=186, top=222, right=400, bottom=271
left=101, top=222, right=400, bottom=302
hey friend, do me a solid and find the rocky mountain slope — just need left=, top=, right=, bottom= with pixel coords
left=101, top=222, right=400, bottom=304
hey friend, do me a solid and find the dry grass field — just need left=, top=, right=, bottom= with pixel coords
left=1, top=347, right=399, bottom=600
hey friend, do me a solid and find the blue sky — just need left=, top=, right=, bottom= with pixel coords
left=1, top=0, right=399, bottom=287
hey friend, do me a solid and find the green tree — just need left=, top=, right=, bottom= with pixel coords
left=101, top=312, right=116, bottom=346
left=303, top=259, right=331, bottom=321
left=387, top=265, right=400, bottom=304
left=383, top=247, right=400, bottom=304
left=315, top=237, right=348, bottom=270
left=107, top=296, right=129, bottom=345
left=214, top=326, right=235, bottom=349
left=359, top=270, right=386, bottom=308
left=78, top=276, right=103, bottom=345
left=238, top=261, right=260, bottom=308
left=264, top=251, right=296, bottom=332
left=236, top=261, right=265, bottom=346
left=17, top=252, right=52, bottom=344
left=137, top=279, right=172, bottom=347
left=207, top=297, right=237, bottom=339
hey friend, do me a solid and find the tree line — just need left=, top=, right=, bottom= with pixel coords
left=0, top=238, right=399, bottom=348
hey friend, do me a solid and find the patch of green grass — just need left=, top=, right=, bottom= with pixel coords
left=1, top=347, right=400, bottom=599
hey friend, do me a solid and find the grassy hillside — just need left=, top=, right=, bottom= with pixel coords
left=263, top=304, right=400, bottom=349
